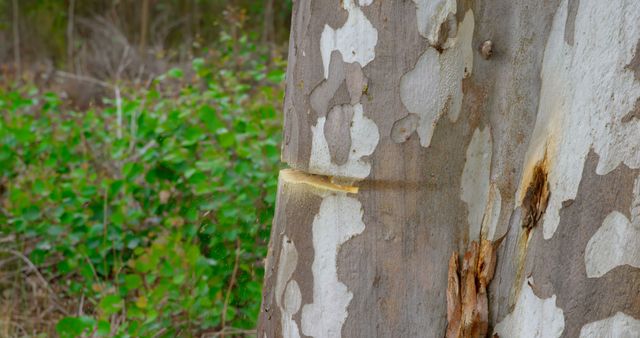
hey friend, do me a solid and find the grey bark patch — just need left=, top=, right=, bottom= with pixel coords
left=621, top=97, right=640, bottom=123
left=391, top=114, right=419, bottom=143
left=310, top=53, right=368, bottom=120
left=328, top=81, right=353, bottom=113
left=257, top=178, right=322, bottom=337
left=310, top=51, right=346, bottom=117
left=324, top=105, right=355, bottom=165
left=524, top=151, right=640, bottom=338
left=339, top=113, right=471, bottom=338
left=626, top=39, right=640, bottom=82
left=281, top=0, right=348, bottom=169
left=564, top=0, right=580, bottom=46
left=345, top=63, right=368, bottom=104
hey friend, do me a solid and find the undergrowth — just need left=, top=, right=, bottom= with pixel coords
left=0, top=39, right=284, bottom=337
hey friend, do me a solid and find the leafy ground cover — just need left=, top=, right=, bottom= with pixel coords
left=0, top=41, right=284, bottom=337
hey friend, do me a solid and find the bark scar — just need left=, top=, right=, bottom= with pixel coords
left=446, top=238, right=503, bottom=338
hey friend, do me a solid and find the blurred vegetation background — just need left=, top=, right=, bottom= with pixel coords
left=0, top=0, right=291, bottom=337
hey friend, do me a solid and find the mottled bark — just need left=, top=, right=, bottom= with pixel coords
left=259, top=0, right=640, bottom=337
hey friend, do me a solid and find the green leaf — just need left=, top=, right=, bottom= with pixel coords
left=99, top=294, right=124, bottom=315
left=56, top=316, right=95, bottom=338
left=192, top=58, right=205, bottom=71
left=167, top=67, right=184, bottom=79
left=96, top=320, right=111, bottom=336
left=22, top=206, right=41, bottom=221
left=124, top=274, right=143, bottom=290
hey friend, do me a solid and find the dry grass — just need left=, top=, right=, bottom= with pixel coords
left=0, top=245, right=77, bottom=337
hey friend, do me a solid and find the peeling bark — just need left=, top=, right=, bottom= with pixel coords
left=446, top=239, right=500, bottom=338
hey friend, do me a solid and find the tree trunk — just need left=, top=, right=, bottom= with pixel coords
left=258, top=0, right=640, bottom=337
left=262, top=0, right=275, bottom=62
left=139, top=0, right=150, bottom=54
left=11, top=0, right=20, bottom=78
left=66, top=0, right=76, bottom=72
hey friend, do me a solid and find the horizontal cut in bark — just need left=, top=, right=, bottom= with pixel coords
left=279, top=169, right=358, bottom=194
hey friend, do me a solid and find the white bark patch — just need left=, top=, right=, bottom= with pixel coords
left=579, top=312, right=640, bottom=338
left=310, top=103, right=380, bottom=180
left=283, top=280, right=302, bottom=338
left=461, top=126, right=493, bottom=242
left=399, top=11, right=475, bottom=147
left=301, top=194, right=366, bottom=338
left=320, top=0, right=378, bottom=79
left=411, top=0, right=456, bottom=44
left=493, top=278, right=565, bottom=338
left=517, top=0, right=640, bottom=239
left=275, top=236, right=302, bottom=338
left=585, top=212, right=640, bottom=278
left=481, top=184, right=502, bottom=241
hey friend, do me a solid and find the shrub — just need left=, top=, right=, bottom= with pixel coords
left=0, top=49, right=284, bottom=337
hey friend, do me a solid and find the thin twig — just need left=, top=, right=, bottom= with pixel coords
left=128, top=76, right=156, bottom=154
left=201, top=328, right=257, bottom=337
left=115, top=85, right=123, bottom=139
left=55, top=71, right=112, bottom=89
left=0, top=256, right=19, bottom=268
left=220, top=239, right=241, bottom=338
left=0, top=234, right=16, bottom=244
left=128, top=140, right=157, bottom=162
left=78, top=293, right=84, bottom=316
left=82, top=254, right=100, bottom=285
left=151, top=327, right=168, bottom=338
left=38, top=305, right=56, bottom=320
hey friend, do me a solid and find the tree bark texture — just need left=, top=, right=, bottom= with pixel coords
left=258, top=0, right=640, bottom=337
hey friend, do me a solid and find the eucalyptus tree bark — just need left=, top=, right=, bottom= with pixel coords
left=258, top=0, right=640, bottom=337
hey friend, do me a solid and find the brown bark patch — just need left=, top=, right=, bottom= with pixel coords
left=512, top=158, right=550, bottom=304
left=433, top=14, right=456, bottom=53
left=521, top=159, right=550, bottom=231
left=625, top=39, right=640, bottom=82
left=461, top=78, right=488, bottom=130
left=621, top=97, right=640, bottom=123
